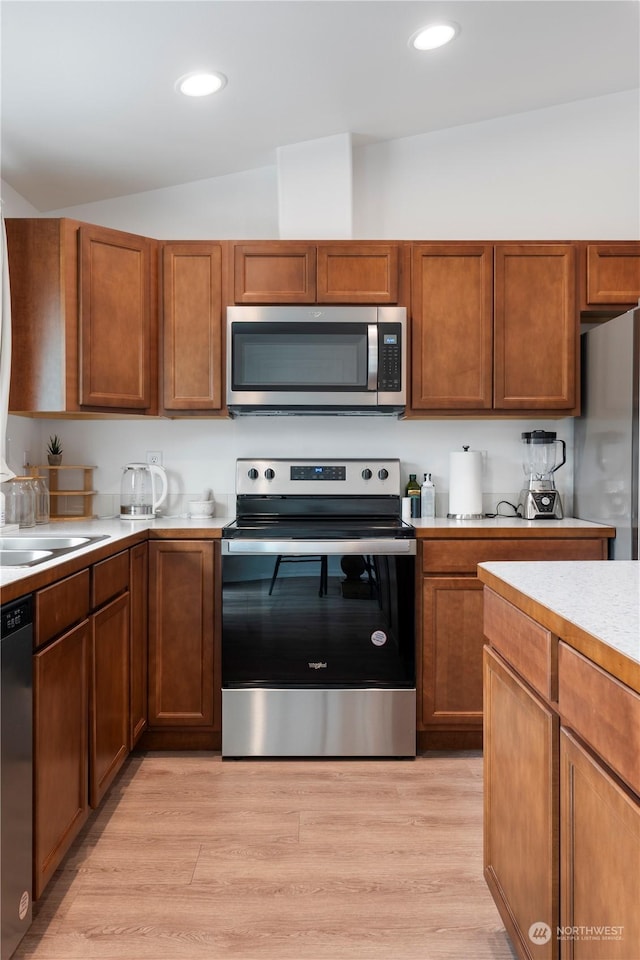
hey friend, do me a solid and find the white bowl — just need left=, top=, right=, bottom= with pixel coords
left=189, top=500, right=214, bottom=518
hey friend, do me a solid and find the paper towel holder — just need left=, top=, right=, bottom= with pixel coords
left=447, top=445, right=484, bottom=520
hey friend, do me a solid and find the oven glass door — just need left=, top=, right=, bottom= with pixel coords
left=222, top=547, right=415, bottom=688
left=230, top=322, right=374, bottom=393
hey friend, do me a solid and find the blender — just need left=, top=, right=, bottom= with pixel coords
left=519, top=430, right=566, bottom=519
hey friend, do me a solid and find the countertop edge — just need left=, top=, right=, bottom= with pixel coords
left=0, top=519, right=225, bottom=602
left=477, top=564, right=640, bottom=694
left=0, top=517, right=617, bottom=604
left=413, top=519, right=615, bottom=538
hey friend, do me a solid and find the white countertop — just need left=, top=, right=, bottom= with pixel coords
left=410, top=516, right=612, bottom=531
left=0, top=516, right=228, bottom=590
left=0, top=514, right=614, bottom=592
left=479, top=560, right=640, bottom=667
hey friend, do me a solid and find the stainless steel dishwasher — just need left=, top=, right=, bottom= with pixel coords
left=1, top=595, right=33, bottom=960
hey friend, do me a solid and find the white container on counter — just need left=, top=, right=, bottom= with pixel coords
left=448, top=447, right=483, bottom=519
left=189, top=499, right=214, bottom=518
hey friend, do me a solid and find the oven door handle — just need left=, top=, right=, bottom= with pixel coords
left=222, top=539, right=416, bottom=556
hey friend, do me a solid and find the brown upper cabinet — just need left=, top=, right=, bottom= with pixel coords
left=161, top=242, right=225, bottom=414
left=493, top=244, right=576, bottom=411
left=579, top=241, right=640, bottom=317
left=232, top=241, right=402, bottom=304
left=410, top=242, right=577, bottom=415
left=411, top=243, right=494, bottom=410
left=6, top=218, right=158, bottom=415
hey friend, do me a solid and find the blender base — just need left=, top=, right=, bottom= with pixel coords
left=519, top=488, right=564, bottom=520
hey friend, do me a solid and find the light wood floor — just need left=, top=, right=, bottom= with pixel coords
left=15, top=752, right=517, bottom=960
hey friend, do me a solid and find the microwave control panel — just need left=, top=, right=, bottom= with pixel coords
left=378, top=324, right=402, bottom=392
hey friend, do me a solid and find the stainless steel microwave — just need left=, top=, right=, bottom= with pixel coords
left=226, top=305, right=406, bottom=415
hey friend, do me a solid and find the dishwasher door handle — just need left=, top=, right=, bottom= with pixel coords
left=222, top=538, right=416, bottom=556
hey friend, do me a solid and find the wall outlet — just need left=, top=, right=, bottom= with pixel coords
left=146, top=451, right=163, bottom=466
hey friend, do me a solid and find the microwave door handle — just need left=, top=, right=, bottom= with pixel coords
left=367, top=324, right=378, bottom=391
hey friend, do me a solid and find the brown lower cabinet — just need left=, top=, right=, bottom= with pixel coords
left=147, top=540, right=216, bottom=731
left=33, top=619, right=90, bottom=900
left=32, top=549, right=133, bottom=898
left=89, top=551, right=130, bottom=808
left=484, top=645, right=559, bottom=960
left=89, top=592, right=130, bottom=808
left=483, top=586, right=640, bottom=960
left=560, top=730, right=640, bottom=959
left=418, top=535, right=609, bottom=750
left=129, top=542, right=148, bottom=746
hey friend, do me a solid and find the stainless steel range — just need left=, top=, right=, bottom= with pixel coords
left=221, top=458, right=416, bottom=758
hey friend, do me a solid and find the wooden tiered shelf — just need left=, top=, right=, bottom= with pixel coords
left=29, top=465, right=97, bottom=521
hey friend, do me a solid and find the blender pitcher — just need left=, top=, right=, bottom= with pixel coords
left=120, top=463, right=168, bottom=519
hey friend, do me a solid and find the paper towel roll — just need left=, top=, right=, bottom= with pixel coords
left=448, top=448, right=483, bottom=518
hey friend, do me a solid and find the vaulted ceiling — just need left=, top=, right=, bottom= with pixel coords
left=2, top=1, right=638, bottom=211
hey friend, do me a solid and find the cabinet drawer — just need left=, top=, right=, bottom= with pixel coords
left=558, top=642, right=640, bottom=795
left=484, top=588, right=555, bottom=700
left=421, top=538, right=606, bottom=573
left=35, top=569, right=90, bottom=648
left=92, top=550, right=129, bottom=609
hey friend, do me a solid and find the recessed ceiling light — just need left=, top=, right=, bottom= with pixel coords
left=176, top=72, right=227, bottom=97
left=410, top=22, right=459, bottom=51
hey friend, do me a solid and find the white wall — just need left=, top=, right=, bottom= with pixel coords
left=34, top=166, right=280, bottom=240
left=18, top=414, right=574, bottom=521
left=0, top=180, right=40, bottom=217
left=353, top=90, right=640, bottom=239
left=10, top=90, right=637, bottom=242
left=277, top=134, right=353, bottom=239
left=4, top=90, right=639, bottom=516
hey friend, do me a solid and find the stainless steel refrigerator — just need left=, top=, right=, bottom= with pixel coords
left=574, top=307, right=639, bottom=559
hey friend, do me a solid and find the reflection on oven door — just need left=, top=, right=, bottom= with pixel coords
left=222, top=553, right=415, bottom=688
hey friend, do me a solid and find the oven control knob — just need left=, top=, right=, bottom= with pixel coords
left=378, top=468, right=389, bottom=480
left=247, top=468, right=259, bottom=480
left=264, top=468, right=275, bottom=480
left=361, top=468, right=372, bottom=480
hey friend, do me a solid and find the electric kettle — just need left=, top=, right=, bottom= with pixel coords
left=120, top=463, right=168, bottom=520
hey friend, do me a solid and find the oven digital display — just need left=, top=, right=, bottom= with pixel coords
left=290, top=465, right=346, bottom=480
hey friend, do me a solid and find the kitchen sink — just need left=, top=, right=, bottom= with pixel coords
left=0, top=535, right=109, bottom=568
left=0, top=549, right=55, bottom=567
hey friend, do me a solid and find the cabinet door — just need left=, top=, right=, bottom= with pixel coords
left=162, top=242, right=224, bottom=411
left=233, top=242, right=316, bottom=303
left=78, top=224, right=156, bottom=409
left=584, top=242, right=640, bottom=310
left=484, top=647, right=559, bottom=960
left=129, top=542, right=148, bottom=747
left=33, top=620, right=90, bottom=899
left=410, top=244, right=493, bottom=410
left=90, top=592, right=130, bottom=808
left=560, top=729, right=640, bottom=959
left=421, top=576, right=484, bottom=729
left=148, top=541, right=214, bottom=726
left=494, top=244, right=577, bottom=411
left=316, top=243, right=399, bottom=303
